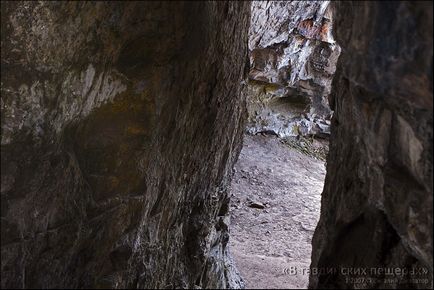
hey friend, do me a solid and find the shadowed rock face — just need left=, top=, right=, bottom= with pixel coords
left=310, top=2, right=433, bottom=289
left=1, top=2, right=249, bottom=288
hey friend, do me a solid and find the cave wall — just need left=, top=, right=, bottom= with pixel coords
left=1, top=2, right=250, bottom=288
left=310, top=1, right=433, bottom=288
left=247, top=1, right=340, bottom=138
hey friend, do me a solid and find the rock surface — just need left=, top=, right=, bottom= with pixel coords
left=310, top=2, right=433, bottom=288
left=247, top=1, right=340, bottom=138
left=1, top=2, right=250, bottom=288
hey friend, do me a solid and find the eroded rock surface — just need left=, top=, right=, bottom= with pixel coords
left=1, top=2, right=250, bottom=288
left=247, top=1, right=340, bottom=138
left=310, top=2, right=433, bottom=288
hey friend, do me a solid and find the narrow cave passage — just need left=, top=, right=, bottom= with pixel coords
left=229, top=1, right=338, bottom=288
left=1, top=1, right=432, bottom=289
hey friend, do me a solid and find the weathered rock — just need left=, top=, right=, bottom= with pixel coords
left=310, top=2, right=433, bottom=289
left=1, top=2, right=250, bottom=288
left=246, top=1, right=340, bottom=138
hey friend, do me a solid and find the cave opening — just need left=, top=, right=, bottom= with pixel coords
left=228, top=1, right=340, bottom=288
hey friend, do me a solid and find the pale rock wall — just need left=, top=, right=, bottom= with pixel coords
left=247, top=1, right=340, bottom=138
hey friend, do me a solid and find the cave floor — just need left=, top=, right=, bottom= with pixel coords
left=229, top=134, right=327, bottom=289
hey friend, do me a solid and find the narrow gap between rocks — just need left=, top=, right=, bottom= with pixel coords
left=229, top=1, right=339, bottom=288
left=229, top=134, right=327, bottom=289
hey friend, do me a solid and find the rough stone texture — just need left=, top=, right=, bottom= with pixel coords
left=310, top=2, right=433, bottom=289
left=247, top=1, right=340, bottom=138
left=1, top=2, right=250, bottom=288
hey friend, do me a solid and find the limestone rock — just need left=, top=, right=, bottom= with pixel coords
left=247, top=1, right=340, bottom=138
left=310, top=2, right=433, bottom=288
left=1, top=2, right=250, bottom=288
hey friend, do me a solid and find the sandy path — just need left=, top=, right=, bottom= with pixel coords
left=229, top=134, right=326, bottom=289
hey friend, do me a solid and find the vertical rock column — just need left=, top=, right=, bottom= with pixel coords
left=1, top=2, right=250, bottom=288
left=310, top=2, right=433, bottom=289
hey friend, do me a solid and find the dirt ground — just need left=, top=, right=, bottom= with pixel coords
left=229, top=134, right=327, bottom=289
